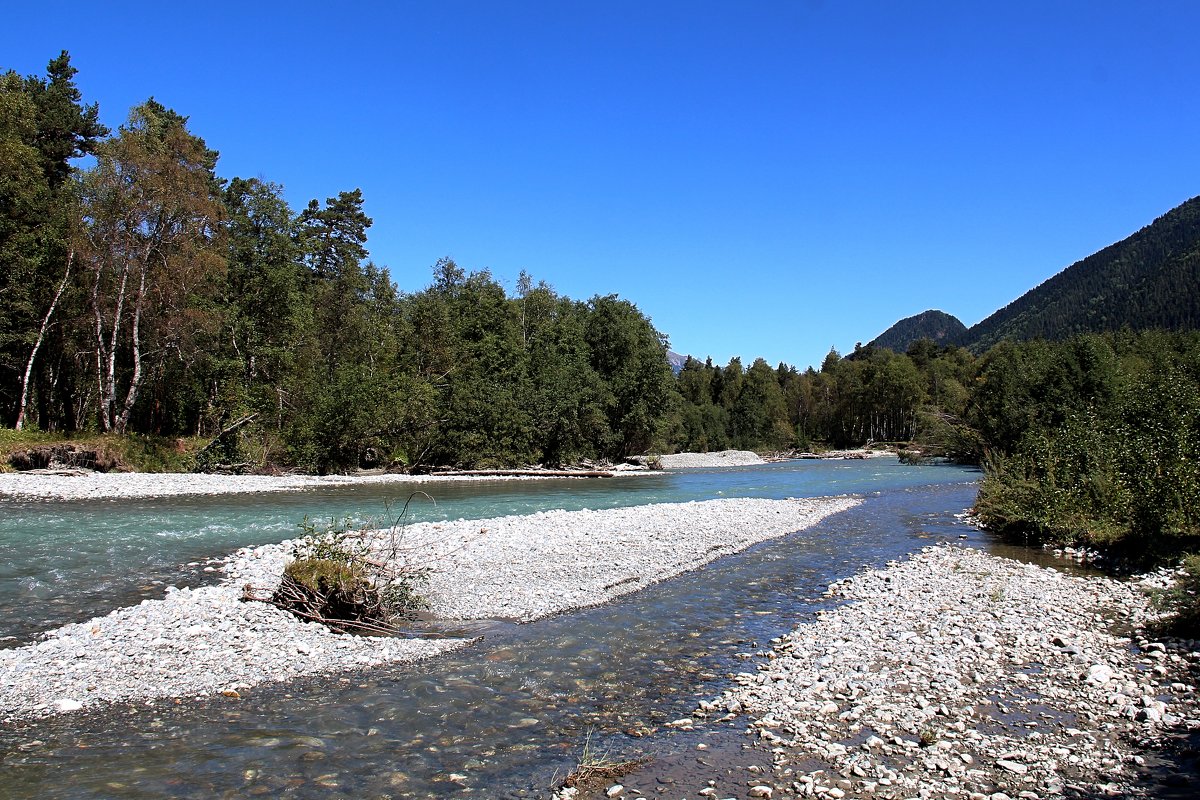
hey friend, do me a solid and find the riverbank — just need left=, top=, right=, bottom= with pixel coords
left=0, top=467, right=654, bottom=501
left=0, top=449, right=903, bottom=499
left=658, top=451, right=766, bottom=468
left=580, top=545, right=1200, bottom=799
left=0, top=496, right=858, bottom=722
left=656, top=449, right=893, bottom=469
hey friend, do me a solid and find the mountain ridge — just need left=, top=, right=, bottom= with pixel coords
left=866, top=195, right=1200, bottom=353
left=961, top=195, right=1200, bottom=351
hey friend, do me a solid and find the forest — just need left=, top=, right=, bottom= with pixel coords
left=0, top=53, right=974, bottom=474
left=1, top=54, right=682, bottom=471
left=962, top=196, right=1200, bottom=352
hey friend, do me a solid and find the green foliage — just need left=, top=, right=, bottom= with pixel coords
left=0, top=52, right=106, bottom=430
left=1156, top=554, right=1200, bottom=636
left=974, top=331, right=1200, bottom=558
left=584, top=294, right=677, bottom=458
left=667, top=343, right=972, bottom=453
left=79, top=98, right=226, bottom=435
left=0, top=52, right=682, bottom=472
left=869, top=309, right=967, bottom=352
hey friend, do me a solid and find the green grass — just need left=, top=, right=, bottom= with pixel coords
left=0, top=428, right=206, bottom=473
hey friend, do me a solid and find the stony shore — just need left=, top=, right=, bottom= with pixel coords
left=655, top=449, right=893, bottom=469
left=0, top=468, right=651, bottom=502
left=638, top=545, right=1199, bottom=800
left=0, top=447, right=892, bottom=499
left=658, top=451, right=766, bottom=468
left=0, top=496, right=858, bottom=722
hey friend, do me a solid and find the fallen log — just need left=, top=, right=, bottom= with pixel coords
left=194, top=414, right=259, bottom=463
left=448, top=470, right=614, bottom=474
left=430, top=469, right=615, bottom=478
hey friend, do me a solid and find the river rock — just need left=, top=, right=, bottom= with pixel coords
left=2, top=496, right=859, bottom=721
left=692, top=544, right=1200, bottom=799
left=1085, top=663, right=1114, bottom=685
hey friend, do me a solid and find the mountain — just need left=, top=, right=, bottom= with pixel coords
left=868, top=309, right=967, bottom=352
left=961, top=195, right=1200, bottom=352
left=666, top=351, right=688, bottom=374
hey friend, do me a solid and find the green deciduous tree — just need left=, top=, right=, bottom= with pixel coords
left=584, top=294, right=676, bottom=458
left=79, top=99, right=225, bottom=434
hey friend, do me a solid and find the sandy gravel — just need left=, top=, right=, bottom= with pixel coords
left=1, top=496, right=859, bottom=721
left=659, top=450, right=766, bottom=468
left=0, top=469, right=645, bottom=501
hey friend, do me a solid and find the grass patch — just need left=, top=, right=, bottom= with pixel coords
left=0, top=428, right=204, bottom=473
left=559, top=729, right=650, bottom=790
left=1152, top=554, right=1200, bottom=637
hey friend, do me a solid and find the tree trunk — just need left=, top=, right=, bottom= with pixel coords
left=93, top=255, right=131, bottom=433
left=114, top=266, right=147, bottom=435
left=15, top=251, right=73, bottom=431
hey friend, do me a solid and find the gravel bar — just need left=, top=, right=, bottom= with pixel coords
left=659, top=450, right=766, bottom=468
left=688, top=545, right=1200, bottom=799
left=0, top=469, right=650, bottom=501
left=1, top=496, right=858, bottom=722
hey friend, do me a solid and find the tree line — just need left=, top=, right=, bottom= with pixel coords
left=671, top=340, right=974, bottom=455
left=0, top=45, right=976, bottom=474
left=1, top=53, right=680, bottom=472
left=971, top=329, right=1200, bottom=557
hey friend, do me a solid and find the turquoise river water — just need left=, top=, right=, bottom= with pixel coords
left=1, top=459, right=984, bottom=798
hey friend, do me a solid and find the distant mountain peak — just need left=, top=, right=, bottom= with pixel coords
left=869, top=309, right=967, bottom=352
left=666, top=351, right=688, bottom=374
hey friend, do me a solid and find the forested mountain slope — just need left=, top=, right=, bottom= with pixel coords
left=962, top=195, right=1200, bottom=352
left=868, top=309, right=967, bottom=352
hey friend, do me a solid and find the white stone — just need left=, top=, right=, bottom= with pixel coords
left=1085, top=664, right=1114, bottom=685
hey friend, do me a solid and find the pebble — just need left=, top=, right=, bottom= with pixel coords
left=0, top=469, right=651, bottom=501
left=1, top=497, right=858, bottom=721
left=658, top=450, right=764, bottom=468
left=691, top=544, right=1200, bottom=799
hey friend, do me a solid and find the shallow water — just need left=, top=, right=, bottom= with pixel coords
left=0, top=465, right=985, bottom=799
left=0, top=459, right=976, bottom=642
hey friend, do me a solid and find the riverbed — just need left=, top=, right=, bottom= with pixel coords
left=0, top=458, right=974, bottom=643
left=0, top=461, right=989, bottom=798
left=1, top=496, right=859, bottom=720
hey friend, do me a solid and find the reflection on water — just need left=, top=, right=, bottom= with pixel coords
left=1, top=477, right=990, bottom=799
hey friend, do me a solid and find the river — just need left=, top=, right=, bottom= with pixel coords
left=1, top=459, right=982, bottom=798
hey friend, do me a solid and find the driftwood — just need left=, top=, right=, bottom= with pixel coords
left=426, top=469, right=614, bottom=478
left=194, top=413, right=259, bottom=462
left=242, top=581, right=403, bottom=636
left=241, top=575, right=405, bottom=638
left=209, top=462, right=255, bottom=474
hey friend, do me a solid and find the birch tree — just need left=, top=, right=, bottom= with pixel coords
left=79, top=100, right=225, bottom=434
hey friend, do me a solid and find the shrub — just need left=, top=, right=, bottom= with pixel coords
left=1157, top=554, right=1200, bottom=636
left=268, top=512, right=430, bottom=634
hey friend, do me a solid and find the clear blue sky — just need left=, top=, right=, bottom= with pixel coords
left=4, top=1, right=1198, bottom=370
